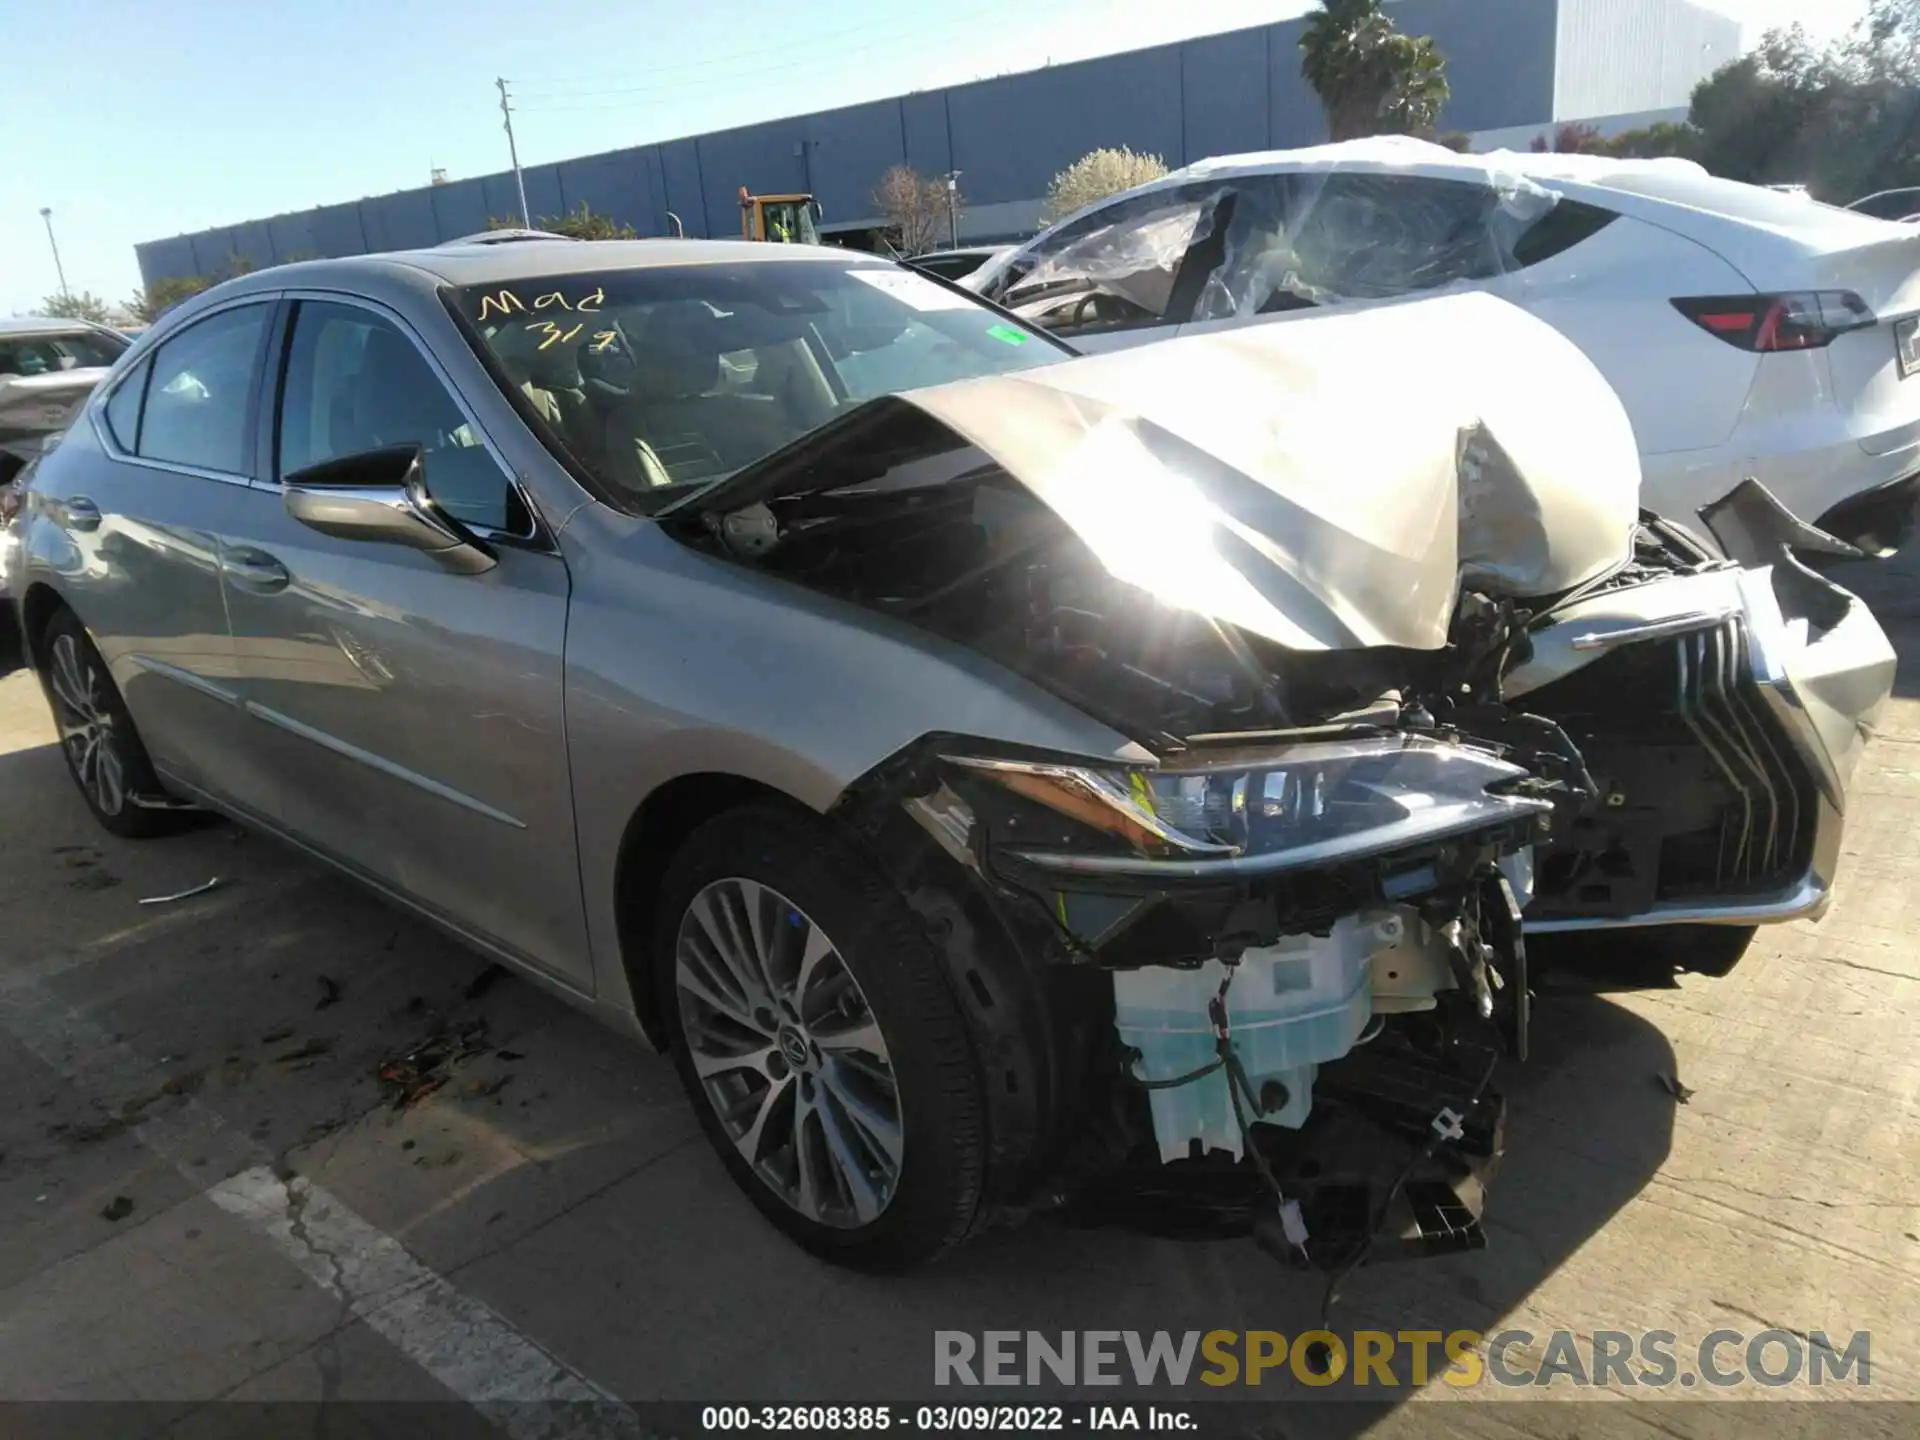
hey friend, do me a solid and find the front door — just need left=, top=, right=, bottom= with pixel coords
left=215, top=296, right=591, bottom=988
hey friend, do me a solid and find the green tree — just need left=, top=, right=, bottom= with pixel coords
left=127, top=276, right=211, bottom=325
left=1680, top=8, right=1919, bottom=202
left=1299, top=0, right=1451, bottom=142
left=1530, top=122, right=1610, bottom=154
left=486, top=202, right=636, bottom=239
left=1040, top=148, right=1168, bottom=223
left=1601, top=122, right=1698, bottom=161
left=39, top=291, right=113, bottom=324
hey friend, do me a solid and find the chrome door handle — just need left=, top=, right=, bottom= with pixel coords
left=60, top=496, right=102, bottom=532
left=225, top=548, right=290, bottom=593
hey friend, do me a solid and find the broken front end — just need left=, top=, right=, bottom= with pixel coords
left=857, top=720, right=1565, bottom=1272
left=674, top=297, right=1888, bottom=1272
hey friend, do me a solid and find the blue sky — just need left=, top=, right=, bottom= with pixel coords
left=0, top=0, right=1865, bottom=315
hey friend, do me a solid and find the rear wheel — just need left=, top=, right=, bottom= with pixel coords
left=1530, top=924, right=1757, bottom=985
left=654, top=805, right=986, bottom=1270
left=39, top=607, right=190, bottom=839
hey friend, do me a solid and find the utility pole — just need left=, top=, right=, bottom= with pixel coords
left=496, top=78, right=532, bottom=228
left=39, top=207, right=70, bottom=300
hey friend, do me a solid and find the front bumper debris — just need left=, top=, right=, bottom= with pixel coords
left=1068, top=1029, right=1506, bottom=1271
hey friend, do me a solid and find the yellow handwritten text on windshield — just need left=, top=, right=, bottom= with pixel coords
left=477, top=286, right=604, bottom=322
left=526, top=320, right=585, bottom=350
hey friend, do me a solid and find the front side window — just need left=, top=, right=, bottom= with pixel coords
left=0, top=329, right=126, bottom=378
left=453, top=260, right=1065, bottom=507
left=277, top=300, right=518, bottom=532
left=138, top=304, right=269, bottom=474
left=988, top=182, right=1232, bottom=337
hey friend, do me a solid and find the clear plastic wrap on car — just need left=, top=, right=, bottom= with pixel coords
left=1001, top=190, right=1229, bottom=323
left=1190, top=158, right=1561, bottom=323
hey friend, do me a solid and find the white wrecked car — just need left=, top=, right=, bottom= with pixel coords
left=968, top=138, right=1920, bottom=561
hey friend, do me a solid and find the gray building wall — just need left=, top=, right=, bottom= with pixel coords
left=1553, top=0, right=1742, bottom=120
left=135, top=0, right=1718, bottom=288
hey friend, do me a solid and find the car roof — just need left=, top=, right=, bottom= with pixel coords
left=1161, top=135, right=1730, bottom=195
left=1134, top=135, right=1895, bottom=262
left=0, top=315, right=111, bottom=337
left=223, top=238, right=879, bottom=294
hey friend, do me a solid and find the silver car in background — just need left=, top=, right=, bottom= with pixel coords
left=1, top=316, right=130, bottom=484
left=3, top=318, right=132, bottom=663
left=12, top=240, right=1893, bottom=1272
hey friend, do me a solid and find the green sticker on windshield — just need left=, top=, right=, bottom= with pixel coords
left=986, top=323, right=1028, bottom=346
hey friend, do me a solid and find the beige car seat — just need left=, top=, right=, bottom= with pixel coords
left=604, top=304, right=809, bottom=490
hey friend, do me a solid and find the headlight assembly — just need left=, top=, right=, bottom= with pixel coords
left=946, top=736, right=1551, bottom=878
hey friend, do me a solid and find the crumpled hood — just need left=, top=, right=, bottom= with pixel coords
left=0, top=367, right=108, bottom=443
left=719, top=291, right=1642, bottom=652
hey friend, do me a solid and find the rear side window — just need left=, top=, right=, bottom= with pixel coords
left=1193, top=173, right=1518, bottom=318
left=1510, top=199, right=1618, bottom=266
left=0, top=329, right=124, bottom=376
left=102, top=358, right=150, bottom=451
left=1192, top=173, right=1614, bottom=320
left=138, top=304, right=270, bottom=475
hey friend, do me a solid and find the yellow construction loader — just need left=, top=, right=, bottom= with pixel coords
left=739, top=188, right=822, bottom=244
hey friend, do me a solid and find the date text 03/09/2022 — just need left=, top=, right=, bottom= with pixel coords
left=700, top=1405, right=1197, bottom=1432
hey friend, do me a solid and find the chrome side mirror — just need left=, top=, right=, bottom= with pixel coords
left=283, top=445, right=496, bottom=574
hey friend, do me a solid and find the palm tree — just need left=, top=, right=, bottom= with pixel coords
left=1300, top=0, right=1451, bottom=142
left=1376, top=32, right=1451, bottom=137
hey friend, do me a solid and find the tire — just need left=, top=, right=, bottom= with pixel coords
left=653, top=804, right=986, bottom=1271
left=38, top=606, right=191, bottom=840
left=1530, top=924, right=1757, bottom=985
left=0, top=600, right=21, bottom=678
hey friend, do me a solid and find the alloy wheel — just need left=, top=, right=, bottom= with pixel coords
left=47, top=632, right=127, bottom=818
left=674, top=877, right=904, bottom=1228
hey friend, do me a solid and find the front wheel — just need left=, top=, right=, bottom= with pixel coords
left=39, top=607, right=190, bottom=839
left=654, top=805, right=987, bottom=1270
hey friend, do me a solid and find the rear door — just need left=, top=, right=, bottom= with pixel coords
left=213, top=293, right=592, bottom=988
left=26, top=300, right=274, bottom=795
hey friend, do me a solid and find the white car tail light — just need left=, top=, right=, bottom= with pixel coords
left=1671, top=291, right=1877, bottom=351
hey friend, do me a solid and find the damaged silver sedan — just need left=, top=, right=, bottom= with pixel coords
left=11, top=242, right=1894, bottom=1273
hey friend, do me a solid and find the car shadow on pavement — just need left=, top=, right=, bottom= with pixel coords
left=0, top=730, right=1681, bottom=1421
left=1821, top=548, right=1920, bottom=699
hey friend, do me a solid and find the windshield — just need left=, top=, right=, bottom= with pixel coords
left=453, top=260, right=1065, bottom=508
left=0, top=329, right=126, bottom=378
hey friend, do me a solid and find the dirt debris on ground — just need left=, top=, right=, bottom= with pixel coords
left=376, top=1019, right=490, bottom=1111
